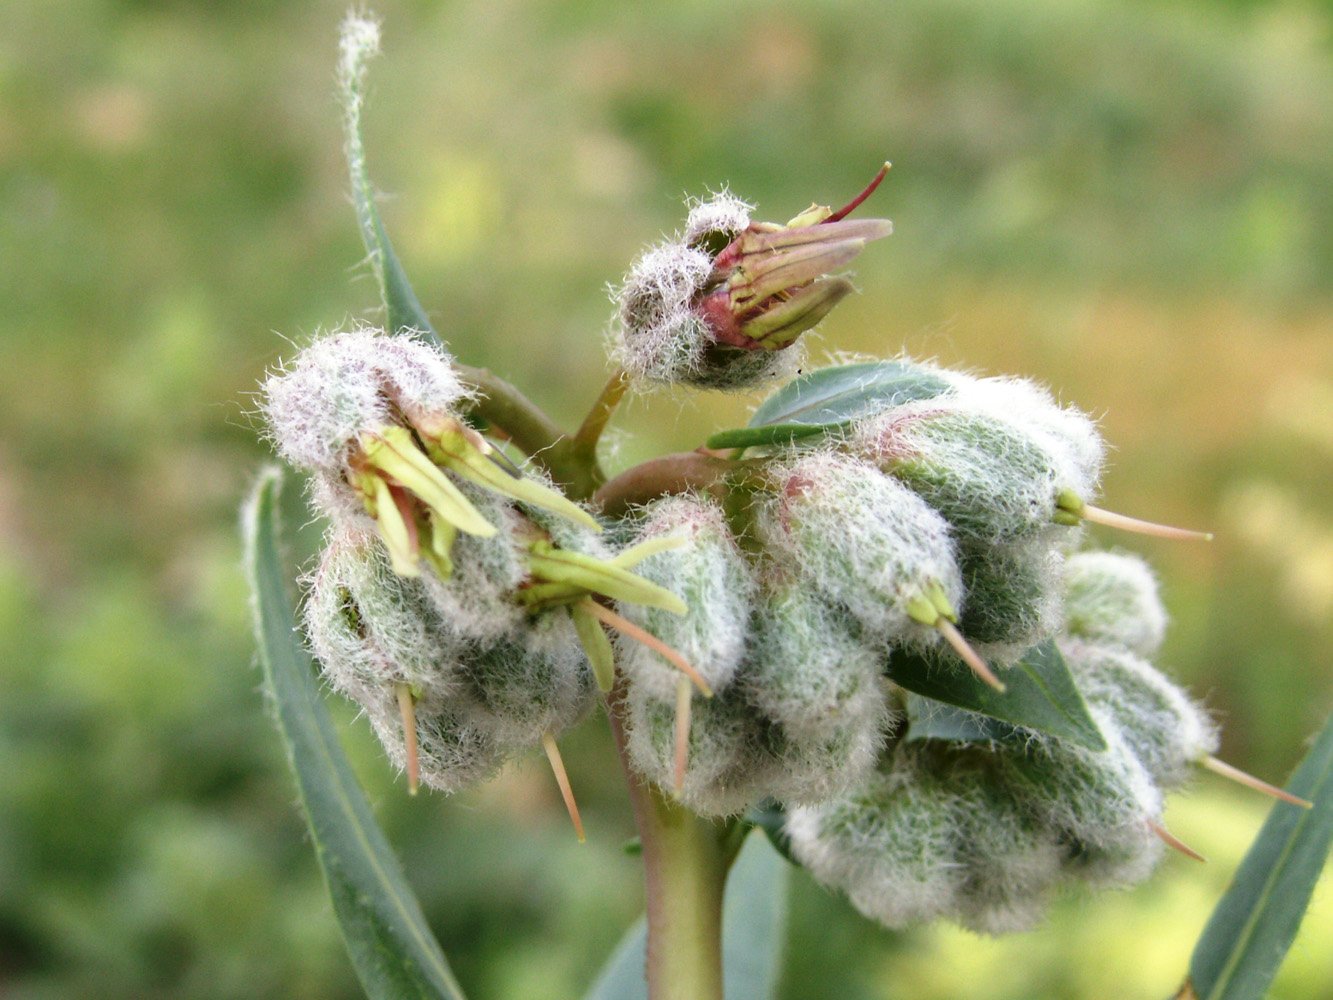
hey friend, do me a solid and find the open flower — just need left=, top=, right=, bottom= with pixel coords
left=614, top=166, right=893, bottom=387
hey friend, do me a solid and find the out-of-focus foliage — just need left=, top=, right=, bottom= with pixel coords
left=2, top=0, right=1332, bottom=997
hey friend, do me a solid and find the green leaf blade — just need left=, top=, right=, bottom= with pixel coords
left=1181, top=706, right=1333, bottom=1000
left=889, top=638, right=1107, bottom=751
left=243, top=468, right=468, bottom=1000
left=705, top=361, right=951, bottom=451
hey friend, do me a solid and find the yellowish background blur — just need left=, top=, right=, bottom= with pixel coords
left=2, top=0, right=1332, bottom=997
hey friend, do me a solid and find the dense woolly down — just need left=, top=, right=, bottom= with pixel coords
left=264, top=327, right=1219, bottom=935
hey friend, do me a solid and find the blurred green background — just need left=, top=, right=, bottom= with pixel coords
left=3, top=0, right=1333, bottom=997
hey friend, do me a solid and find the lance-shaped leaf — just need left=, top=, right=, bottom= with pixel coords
left=885, top=638, right=1107, bottom=751
left=243, top=468, right=469, bottom=1000
left=340, top=15, right=438, bottom=343
left=705, top=361, right=952, bottom=450
left=1178, top=705, right=1333, bottom=1000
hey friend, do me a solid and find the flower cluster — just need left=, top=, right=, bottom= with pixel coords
left=262, top=224, right=1259, bottom=938
left=785, top=551, right=1216, bottom=934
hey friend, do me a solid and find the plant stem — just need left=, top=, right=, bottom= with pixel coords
left=574, top=367, right=632, bottom=454
left=594, top=451, right=734, bottom=518
left=456, top=364, right=606, bottom=499
left=607, top=677, right=727, bottom=1000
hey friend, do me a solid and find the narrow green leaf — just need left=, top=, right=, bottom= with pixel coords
left=705, top=423, right=830, bottom=451
left=721, top=829, right=789, bottom=1000
left=705, top=361, right=950, bottom=450
left=582, top=830, right=790, bottom=1000
left=341, top=15, right=439, bottom=344
left=1179, top=706, right=1333, bottom=1000
left=243, top=468, right=468, bottom=1000
left=886, top=638, right=1107, bottom=751
left=902, top=694, right=1018, bottom=744
left=582, top=916, right=647, bottom=1000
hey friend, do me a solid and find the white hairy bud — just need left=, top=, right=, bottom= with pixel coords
left=752, top=451, right=964, bottom=655
left=1063, top=551, right=1169, bottom=658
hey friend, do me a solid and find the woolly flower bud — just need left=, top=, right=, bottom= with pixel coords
left=752, top=451, right=964, bottom=655
left=416, top=472, right=610, bottom=646
left=786, top=758, right=964, bottom=929
left=263, top=327, right=469, bottom=475
left=1063, top=551, right=1168, bottom=658
left=1001, top=711, right=1164, bottom=888
left=936, top=369, right=1105, bottom=503
left=613, top=177, right=891, bottom=389
left=853, top=399, right=1086, bottom=545
left=743, top=585, right=888, bottom=743
left=463, top=612, right=596, bottom=753
left=307, top=526, right=465, bottom=704
left=790, top=742, right=1132, bottom=934
left=305, top=527, right=503, bottom=792
left=626, top=685, right=771, bottom=817
left=1062, top=641, right=1217, bottom=788
left=955, top=537, right=1064, bottom=666
left=615, top=494, right=754, bottom=701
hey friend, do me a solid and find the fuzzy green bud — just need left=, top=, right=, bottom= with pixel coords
left=854, top=401, right=1078, bottom=545
left=1062, top=640, right=1217, bottom=788
left=999, top=711, right=1164, bottom=888
left=615, top=495, right=755, bottom=701
left=752, top=451, right=965, bottom=657
left=305, top=526, right=504, bottom=792
left=1063, top=551, right=1168, bottom=658
left=955, top=537, right=1063, bottom=666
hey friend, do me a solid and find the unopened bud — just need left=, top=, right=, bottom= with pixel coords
left=624, top=682, right=770, bottom=817
left=1000, top=710, right=1164, bottom=888
left=462, top=611, right=597, bottom=753
left=752, top=452, right=966, bottom=659
left=744, top=585, right=888, bottom=743
left=615, top=495, right=755, bottom=701
left=1061, top=641, right=1217, bottom=788
left=854, top=401, right=1080, bottom=545
left=305, top=526, right=503, bottom=792
left=306, top=526, right=465, bottom=705
left=1063, top=551, right=1168, bottom=658
left=935, top=370, right=1106, bottom=502
left=955, top=538, right=1063, bottom=666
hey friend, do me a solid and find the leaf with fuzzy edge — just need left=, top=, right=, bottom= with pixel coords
left=582, top=829, right=789, bottom=1000
left=341, top=14, right=439, bottom=344
left=705, top=361, right=950, bottom=450
left=888, top=638, right=1107, bottom=751
left=1177, top=705, right=1333, bottom=1000
left=244, top=468, right=468, bottom=1000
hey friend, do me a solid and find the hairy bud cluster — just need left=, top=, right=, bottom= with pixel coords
left=616, top=495, right=892, bottom=814
left=262, top=328, right=681, bottom=792
left=786, top=549, right=1216, bottom=935
left=263, top=324, right=1223, bottom=935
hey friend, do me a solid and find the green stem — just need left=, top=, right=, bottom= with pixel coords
left=607, top=678, right=728, bottom=1000
left=456, top=364, right=603, bottom=499
left=574, top=368, right=632, bottom=454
